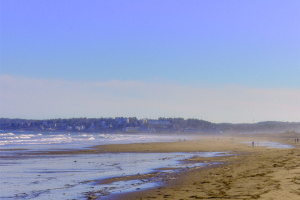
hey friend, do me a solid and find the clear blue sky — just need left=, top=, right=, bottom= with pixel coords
left=0, top=0, right=299, bottom=122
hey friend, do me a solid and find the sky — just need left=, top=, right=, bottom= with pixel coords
left=0, top=0, right=299, bottom=123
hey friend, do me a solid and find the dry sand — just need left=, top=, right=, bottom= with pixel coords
left=98, top=133, right=300, bottom=200
left=19, top=133, right=300, bottom=199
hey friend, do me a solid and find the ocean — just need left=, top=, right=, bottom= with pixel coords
left=0, top=131, right=226, bottom=199
left=0, top=131, right=187, bottom=150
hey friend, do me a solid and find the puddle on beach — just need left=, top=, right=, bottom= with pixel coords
left=0, top=152, right=226, bottom=199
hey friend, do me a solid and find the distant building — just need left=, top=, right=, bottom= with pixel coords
left=141, top=119, right=148, bottom=125
left=99, top=121, right=106, bottom=128
left=74, top=125, right=85, bottom=131
left=88, top=124, right=96, bottom=130
left=122, top=127, right=140, bottom=133
left=147, top=120, right=170, bottom=126
left=115, top=117, right=128, bottom=126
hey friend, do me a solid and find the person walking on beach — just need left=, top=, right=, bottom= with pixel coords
left=252, top=141, right=254, bottom=148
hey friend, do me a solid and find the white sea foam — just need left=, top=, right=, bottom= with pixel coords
left=0, top=141, right=9, bottom=145
left=20, top=135, right=33, bottom=139
left=2, top=136, right=16, bottom=140
left=88, top=137, right=95, bottom=140
left=50, top=134, right=65, bottom=137
left=0, top=132, right=15, bottom=136
left=0, top=131, right=188, bottom=151
left=0, top=131, right=205, bottom=199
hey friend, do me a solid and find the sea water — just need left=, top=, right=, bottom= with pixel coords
left=0, top=131, right=224, bottom=199
left=1, top=152, right=225, bottom=199
left=0, top=131, right=186, bottom=150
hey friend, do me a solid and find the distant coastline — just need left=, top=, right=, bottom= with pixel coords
left=1, top=117, right=300, bottom=134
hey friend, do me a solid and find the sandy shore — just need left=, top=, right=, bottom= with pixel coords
left=5, top=133, right=300, bottom=199
left=100, top=133, right=300, bottom=200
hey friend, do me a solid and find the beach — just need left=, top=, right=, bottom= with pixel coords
left=1, top=132, right=300, bottom=199
left=112, top=134, right=300, bottom=200
left=92, top=133, right=300, bottom=200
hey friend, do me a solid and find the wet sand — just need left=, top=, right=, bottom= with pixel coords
left=4, top=133, right=300, bottom=199
left=100, top=133, right=300, bottom=200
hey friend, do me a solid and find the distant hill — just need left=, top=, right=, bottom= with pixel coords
left=216, top=121, right=300, bottom=133
left=0, top=118, right=299, bottom=134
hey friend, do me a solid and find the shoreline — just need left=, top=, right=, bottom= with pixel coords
left=2, top=133, right=300, bottom=199
left=87, top=133, right=300, bottom=200
left=108, top=134, right=300, bottom=200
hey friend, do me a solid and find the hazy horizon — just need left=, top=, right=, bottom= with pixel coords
left=2, top=115, right=300, bottom=124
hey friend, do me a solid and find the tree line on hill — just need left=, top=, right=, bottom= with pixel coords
left=0, top=117, right=299, bottom=134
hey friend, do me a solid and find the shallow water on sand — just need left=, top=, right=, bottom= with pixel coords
left=0, top=131, right=227, bottom=199
left=0, top=151, right=225, bottom=199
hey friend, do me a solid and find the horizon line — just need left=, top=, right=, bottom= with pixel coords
left=1, top=117, right=298, bottom=124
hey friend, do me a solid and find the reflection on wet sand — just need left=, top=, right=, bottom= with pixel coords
left=1, top=132, right=299, bottom=199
